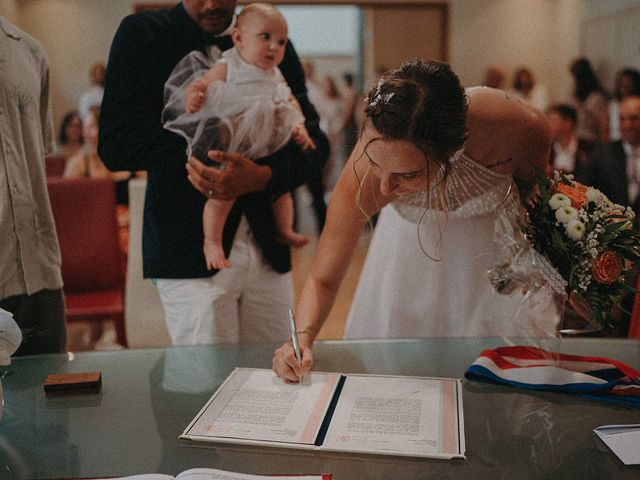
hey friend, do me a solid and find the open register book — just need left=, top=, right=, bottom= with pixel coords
left=181, top=368, right=465, bottom=459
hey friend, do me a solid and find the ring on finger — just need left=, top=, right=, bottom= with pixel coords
left=207, top=189, right=214, bottom=198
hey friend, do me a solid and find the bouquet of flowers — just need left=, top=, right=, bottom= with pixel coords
left=489, top=170, right=640, bottom=333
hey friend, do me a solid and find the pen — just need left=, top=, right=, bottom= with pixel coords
left=288, top=308, right=304, bottom=386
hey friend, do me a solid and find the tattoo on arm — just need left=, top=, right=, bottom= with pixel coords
left=486, top=158, right=513, bottom=169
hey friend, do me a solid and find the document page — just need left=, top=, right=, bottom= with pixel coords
left=117, top=467, right=328, bottom=479
left=594, top=424, right=640, bottom=465
left=175, top=468, right=327, bottom=480
left=184, top=368, right=340, bottom=445
left=322, top=375, right=462, bottom=457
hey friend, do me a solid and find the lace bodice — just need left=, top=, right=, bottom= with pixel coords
left=392, top=149, right=512, bottom=222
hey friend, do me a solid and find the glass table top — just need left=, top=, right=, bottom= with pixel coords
left=0, top=337, right=639, bottom=479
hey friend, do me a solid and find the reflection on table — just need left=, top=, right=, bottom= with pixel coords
left=1, top=338, right=639, bottom=479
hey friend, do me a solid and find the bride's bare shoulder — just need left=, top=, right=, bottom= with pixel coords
left=463, top=86, right=551, bottom=175
left=466, top=87, right=528, bottom=120
left=466, top=86, right=548, bottom=137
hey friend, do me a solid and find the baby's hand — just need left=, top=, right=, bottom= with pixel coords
left=185, top=84, right=206, bottom=113
left=293, top=124, right=316, bottom=151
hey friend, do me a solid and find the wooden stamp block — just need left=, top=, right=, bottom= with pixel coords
left=43, top=372, right=102, bottom=396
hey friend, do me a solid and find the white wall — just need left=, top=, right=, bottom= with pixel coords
left=449, top=0, right=575, bottom=104
left=0, top=0, right=19, bottom=21
left=581, top=2, right=640, bottom=93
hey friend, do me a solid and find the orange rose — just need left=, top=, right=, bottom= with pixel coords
left=555, top=183, right=587, bottom=210
left=592, top=251, right=623, bottom=284
left=574, top=182, right=588, bottom=193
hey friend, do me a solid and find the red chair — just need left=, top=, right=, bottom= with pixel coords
left=47, top=177, right=127, bottom=347
left=45, top=154, right=67, bottom=177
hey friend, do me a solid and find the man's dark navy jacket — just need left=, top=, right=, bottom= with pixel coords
left=98, top=2, right=328, bottom=279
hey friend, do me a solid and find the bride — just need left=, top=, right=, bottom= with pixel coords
left=272, top=59, right=554, bottom=382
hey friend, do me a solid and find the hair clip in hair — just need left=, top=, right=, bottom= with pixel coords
left=368, top=79, right=395, bottom=108
left=370, top=91, right=395, bottom=108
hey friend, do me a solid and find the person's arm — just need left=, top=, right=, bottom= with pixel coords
left=109, top=169, right=135, bottom=182
left=185, top=63, right=227, bottom=113
left=465, top=87, right=552, bottom=196
left=62, top=153, right=84, bottom=178
left=272, top=138, right=393, bottom=382
left=98, top=14, right=185, bottom=172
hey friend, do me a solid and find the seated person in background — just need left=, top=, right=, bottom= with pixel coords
left=482, top=65, right=506, bottom=90
left=164, top=3, right=314, bottom=270
left=546, top=103, right=594, bottom=178
left=64, top=105, right=144, bottom=253
left=64, top=105, right=143, bottom=205
left=55, top=110, right=83, bottom=159
left=511, top=67, right=549, bottom=112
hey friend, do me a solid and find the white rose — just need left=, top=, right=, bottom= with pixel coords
left=585, top=187, right=602, bottom=204
left=555, top=206, right=578, bottom=224
left=549, top=193, right=571, bottom=210
left=566, top=219, right=586, bottom=240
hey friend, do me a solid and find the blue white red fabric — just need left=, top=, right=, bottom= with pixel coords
left=465, top=346, right=640, bottom=407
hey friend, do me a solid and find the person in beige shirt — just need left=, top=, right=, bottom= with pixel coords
left=0, top=17, right=66, bottom=355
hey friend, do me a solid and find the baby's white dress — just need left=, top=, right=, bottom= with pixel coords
left=343, top=150, right=560, bottom=339
left=163, top=48, right=303, bottom=160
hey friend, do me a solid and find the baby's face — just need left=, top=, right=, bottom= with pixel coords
left=234, top=12, right=288, bottom=70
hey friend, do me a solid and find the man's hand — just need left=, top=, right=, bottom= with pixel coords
left=186, top=151, right=272, bottom=200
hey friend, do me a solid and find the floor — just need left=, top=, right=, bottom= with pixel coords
left=67, top=186, right=370, bottom=351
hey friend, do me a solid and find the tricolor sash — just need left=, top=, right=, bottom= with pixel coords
left=465, top=346, right=640, bottom=407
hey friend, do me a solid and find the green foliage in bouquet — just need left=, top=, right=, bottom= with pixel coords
left=525, top=169, right=640, bottom=328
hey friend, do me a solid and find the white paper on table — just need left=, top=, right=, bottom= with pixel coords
left=185, top=369, right=340, bottom=444
left=116, top=468, right=326, bottom=480
left=594, top=424, right=640, bottom=465
left=322, top=374, right=461, bottom=457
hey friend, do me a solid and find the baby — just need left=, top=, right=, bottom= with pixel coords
left=167, top=3, right=314, bottom=270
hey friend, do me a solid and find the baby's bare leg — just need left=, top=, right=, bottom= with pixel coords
left=203, top=198, right=235, bottom=269
left=272, top=192, right=308, bottom=247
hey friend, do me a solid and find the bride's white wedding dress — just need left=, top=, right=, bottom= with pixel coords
left=344, top=149, right=560, bottom=339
